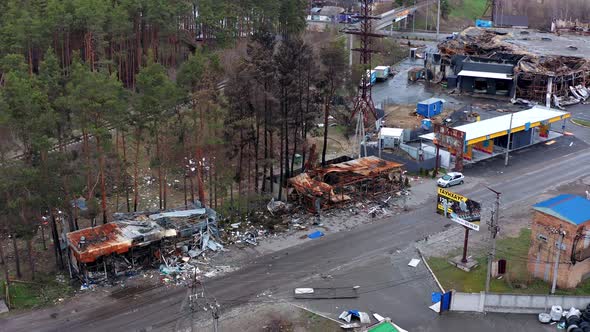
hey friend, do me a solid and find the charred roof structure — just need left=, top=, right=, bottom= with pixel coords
left=438, top=27, right=590, bottom=105
left=66, top=204, right=220, bottom=283
left=288, top=156, right=404, bottom=211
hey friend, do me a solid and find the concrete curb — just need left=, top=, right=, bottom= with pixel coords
left=417, top=248, right=446, bottom=293
left=290, top=303, right=343, bottom=324
left=571, top=118, right=590, bottom=128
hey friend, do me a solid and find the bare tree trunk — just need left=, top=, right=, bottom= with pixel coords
left=122, top=133, right=130, bottom=212
left=0, top=241, right=4, bottom=265
left=196, top=106, right=206, bottom=206
left=189, top=176, right=195, bottom=204
left=133, top=128, right=142, bottom=212
left=278, top=125, right=284, bottom=201
left=12, top=237, right=21, bottom=279
left=155, top=127, right=163, bottom=210
left=26, top=239, right=35, bottom=281
left=163, top=169, right=168, bottom=210
left=50, top=214, right=63, bottom=269
left=254, top=116, right=260, bottom=193
left=97, top=134, right=108, bottom=224
left=269, top=132, right=274, bottom=194
left=321, top=97, right=330, bottom=166
left=0, top=240, right=9, bottom=286
left=183, top=175, right=188, bottom=208
left=115, top=130, right=121, bottom=211
left=83, top=130, right=92, bottom=200
left=214, top=165, right=219, bottom=209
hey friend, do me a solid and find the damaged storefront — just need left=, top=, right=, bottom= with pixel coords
left=66, top=204, right=221, bottom=284
left=288, top=156, right=404, bottom=211
left=435, top=28, right=590, bottom=106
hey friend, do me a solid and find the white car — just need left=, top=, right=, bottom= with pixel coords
left=437, top=172, right=464, bottom=188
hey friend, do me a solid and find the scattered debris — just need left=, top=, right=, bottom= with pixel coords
left=373, top=313, right=385, bottom=322
left=550, top=305, right=563, bottom=321
left=429, top=301, right=441, bottom=313
left=308, top=231, right=324, bottom=239
left=339, top=310, right=371, bottom=325
left=294, top=288, right=314, bottom=295
left=340, top=322, right=360, bottom=329
left=408, top=258, right=421, bottom=267
left=65, top=202, right=234, bottom=286
left=289, top=156, right=404, bottom=211
left=538, top=312, right=551, bottom=323
left=358, top=312, right=371, bottom=324
left=267, top=198, right=289, bottom=215
left=339, top=311, right=352, bottom=323
left=293, top=287, right=358, bottom=299
left=0, top=300, right=9, bottom=314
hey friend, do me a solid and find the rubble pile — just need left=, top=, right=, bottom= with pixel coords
left=539, top=304, right=590, bottom=330
left=67, top=162, right=413, bottom=290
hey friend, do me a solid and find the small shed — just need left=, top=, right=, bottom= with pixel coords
left=379, top=127, right=404, bottom=148
left=417, top=98, right=445, bottom=118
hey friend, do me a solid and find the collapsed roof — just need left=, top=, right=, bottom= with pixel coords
left=67, top=206, right=218, bottom=264
left=289, top=156, right=404, bottom=209
left=438, top=27, right=590, bottom=78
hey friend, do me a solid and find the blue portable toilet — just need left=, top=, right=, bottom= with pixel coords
left=417, top=98, right=445, bottom=118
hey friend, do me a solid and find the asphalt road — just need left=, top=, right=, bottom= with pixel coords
left=3, top=134, right=590, bottom=332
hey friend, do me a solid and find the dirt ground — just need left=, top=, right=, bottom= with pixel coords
left=383, top=104, right=454, bottom=130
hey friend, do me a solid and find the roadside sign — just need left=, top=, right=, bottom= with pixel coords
left=437, top=187, right=481, bottom=229
left=451, top=214, right=479, bottom=231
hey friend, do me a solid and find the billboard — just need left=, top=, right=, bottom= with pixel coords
left=433, top=123, right=466, bottom=171
left=437, top=187, right=481, bottom=227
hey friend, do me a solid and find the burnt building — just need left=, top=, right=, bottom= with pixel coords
left=437, top=28, right=590, bottom=106
left=454, top=56, right=518, bottom=96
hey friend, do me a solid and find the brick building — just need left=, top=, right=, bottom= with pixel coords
left=528, top=194, right=590, bottom=289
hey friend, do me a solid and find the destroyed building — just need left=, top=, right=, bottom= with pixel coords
left=288, top=156, right=404, bottom=211
left=66, top=204, right=221, bottom=283
left=434, top=27, right=590, bottom=107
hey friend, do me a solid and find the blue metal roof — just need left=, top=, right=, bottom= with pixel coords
left=533, top=194, right=590, bottom=225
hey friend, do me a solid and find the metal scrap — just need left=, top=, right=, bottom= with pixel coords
left=288, top=156, right=404, bottom=211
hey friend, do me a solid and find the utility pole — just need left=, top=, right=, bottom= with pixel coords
left=349, top=34, right=353, bottom=68
left=485, top=186, right=501, bottom=293
left=413, top=0, right=416, bottom=32
left=212, top=303, right=220, bottom=332
left=426, top=0, right=430, bottom=31
left=504, top=112, right=514, bottom=167
left=436, top=0, right=441, bottom=40
left=551, top=230, right=566, bottom=294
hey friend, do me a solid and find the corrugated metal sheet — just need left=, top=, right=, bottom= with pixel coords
left=318, top=156, right=403, bottom=177
left=288, top=156, right=402, bottom=205
left=67, top=220, right=167, bottom=263
left=67, top=223, right=132, bottom=263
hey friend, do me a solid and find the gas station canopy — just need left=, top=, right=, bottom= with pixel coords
left=420, top=106, right=570, bottom=146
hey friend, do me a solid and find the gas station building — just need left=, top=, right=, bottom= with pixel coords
left=420, top=106, right=570, bottom=164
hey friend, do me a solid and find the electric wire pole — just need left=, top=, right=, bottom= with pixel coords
left=485, top=187, right=501, bottom=292
left=436, top=0, right=441, bottom=40
left=551, top=230, right=566, bottom=294
left=504, top=112, right=514, bottom=166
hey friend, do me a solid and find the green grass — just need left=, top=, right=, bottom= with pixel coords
left=1, top=273, right=73, bottom=310
left=428, top=229, right=558, bottom=294
left=448, top=0, right=488, bottom=20
left=572, top=118, right=590, bottom=128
